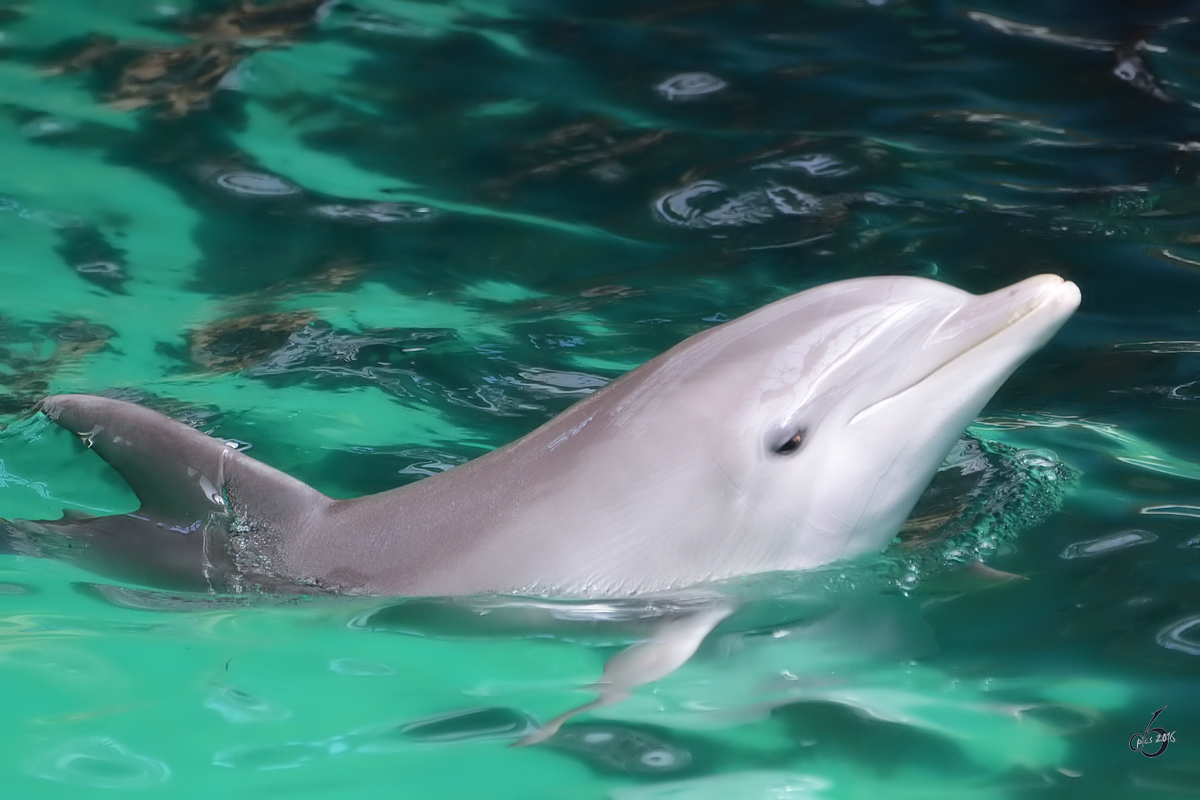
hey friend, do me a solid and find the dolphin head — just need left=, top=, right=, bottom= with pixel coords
left=572, top=274, right=1080, bottom=582
left=389, top=274, right=1080, bottom=596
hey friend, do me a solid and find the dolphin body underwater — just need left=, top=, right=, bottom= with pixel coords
left=1, top=273, right=1080, bottom=742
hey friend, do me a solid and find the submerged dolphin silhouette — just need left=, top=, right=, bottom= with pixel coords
left=6, top=274, right=1079, bottom=598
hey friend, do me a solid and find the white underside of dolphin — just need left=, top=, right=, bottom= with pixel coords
left=16, top=273, right=1079, bottom=599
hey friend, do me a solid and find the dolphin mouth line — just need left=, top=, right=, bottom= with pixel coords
left=848, top=279, right=1074, bottom=426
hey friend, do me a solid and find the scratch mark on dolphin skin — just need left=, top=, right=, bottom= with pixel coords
left=548, top=413, right=597, bottom=451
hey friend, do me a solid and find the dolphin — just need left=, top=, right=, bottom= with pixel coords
left=4, top=273, right=1079, bottom=598
left=1, top=274, right=1080, bottom=743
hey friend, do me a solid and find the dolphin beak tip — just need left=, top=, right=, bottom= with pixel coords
left=1022, top=273, right=1081, bottom=315
left=1060, top=278, right=1082, bottom=310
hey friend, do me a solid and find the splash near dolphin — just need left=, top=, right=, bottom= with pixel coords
left=3, top=274, right=1079, bottom=597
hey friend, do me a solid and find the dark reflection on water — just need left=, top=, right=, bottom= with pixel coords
left=397, top=707, right=538, bottom=744
left=774, top=701, right=974, bottom=776
left=547, top=723, right=697, bottom=777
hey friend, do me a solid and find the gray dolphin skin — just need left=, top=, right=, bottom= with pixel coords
left=7, top=274, right=1080, bottom=599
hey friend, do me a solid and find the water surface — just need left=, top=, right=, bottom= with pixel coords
left=1, top=0, right=1199, bottom=796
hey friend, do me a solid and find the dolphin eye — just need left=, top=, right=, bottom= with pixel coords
left=775, top=431, right=805, bottom=455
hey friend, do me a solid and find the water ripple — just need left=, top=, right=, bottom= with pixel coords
left=655, top=72, right=727, bottom=100
left=612, top=771, right=830, bottom=799
left=212, top=170, right=301, bottom=197
left=1157, top=615, right=1200, bottom=656
left=313, top=202, right=436, bottom=223
left=1060, top=530, right=1156, bottom=560
left=213, top=741, right=331, bottom=771
left=30, top=737, right=170, bottom=788
left=967, top=11, right=1117, bottom=51
left=1141, top=505, right=1200, bottom=519
left=204, top=684, right=292, bottom=723
left=549, top=724, right=692, bottom=774
left=654, top=180, right=821, bottom=228
left=329, top=657, right=396, bottom=676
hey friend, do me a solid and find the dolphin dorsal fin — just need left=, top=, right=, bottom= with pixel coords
left=38, top=395, right=328, bottom=528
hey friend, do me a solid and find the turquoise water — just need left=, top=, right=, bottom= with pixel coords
left=1, top=0, right=1199, bottom=795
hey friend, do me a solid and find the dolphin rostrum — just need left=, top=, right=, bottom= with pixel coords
left=6, top=274, right=1079, bottom=598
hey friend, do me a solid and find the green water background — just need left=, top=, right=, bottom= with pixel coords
left=1, top=0, right=1199, bottom=796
